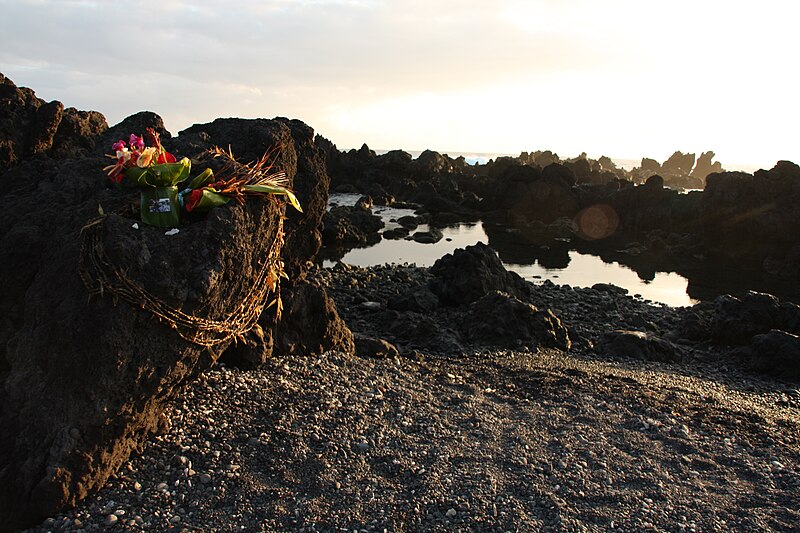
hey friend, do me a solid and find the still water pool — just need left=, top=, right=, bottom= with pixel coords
left=325, top=195, right=696, bottom=307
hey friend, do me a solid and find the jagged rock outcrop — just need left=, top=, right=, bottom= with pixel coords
left=464, top=291, right=571, bottom=351
left=0, top=72, right=107, bottom=171
left=0, top=156, right=286, bottom=529
left=482, top=163, right=580, bottom=225
left=430, top=242, right=530, bottom=305
left=702, top=162, right=800, bottom=273
left=690, top=151, right=723, bottom=184
left=171, top=117, right=329, bottom=279
left=0, top=78, right=348, bottom=529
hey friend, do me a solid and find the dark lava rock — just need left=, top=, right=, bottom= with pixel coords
left=382, top=227, right=410, bottom=240
left=173, top=117, right=330, bottom=279
left=273, top=279, right=355, bottom=356
left=464, top=291, right=570, bottom=351
left=397, top=215, right=421, bottom=230
left=484, top=163, right=580, bottom=224
left=592, top=283, right=629, bottom=296
left=0, top=72, right=107, bottom=171
left=353, top=334, right=400, bottom=359
left=430, top=242, right=529, bottom=305
left=322, top=206, right=384, bottom=247
left=355, top=195, right=373, bottom=211
left=737, top=330, right=800, bottom=379
left=0, top=114, right=340, bottom=529
left=702, top=162, right=800, bottom=271
left=97, top=111, right=172, bottom=155
left=218, top=323, right=274, bottom=371
left=596, top=330, right=680, bottom=363
left=412, top=227, right=444, bottom=244
left=0, top=157, right=284, bottom=529
left=710, top=292, right=782, bottom=345
left=388, top=288, right=440, bottom=313
left=389, top=313, right=464, bottom=354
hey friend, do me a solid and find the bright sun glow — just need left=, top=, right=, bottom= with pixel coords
left=1, top=0, right=798, bottom=169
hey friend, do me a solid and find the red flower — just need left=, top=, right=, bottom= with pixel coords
left=185, top=189, right=203, bottom=212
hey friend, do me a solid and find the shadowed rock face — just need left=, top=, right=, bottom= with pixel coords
left=0, top=156, right=284, bottom=529
left=0, top=75, right=346, bottom=530
left=0, top=72, right=107, bottom=171
left=430, top=242, right=531, bottom=305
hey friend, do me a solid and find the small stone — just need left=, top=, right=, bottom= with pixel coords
left=446, top=508, right=457, bottom=517
left=164, top=228, right=180, bottom=236
left=133, top=482, right=142, bottom=491
left=104, top=514, right=118, bottom=526
left=199, top=474, right=212, bottom=484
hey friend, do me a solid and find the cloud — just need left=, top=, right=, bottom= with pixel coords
left=1, top=0, right=799, bottom=166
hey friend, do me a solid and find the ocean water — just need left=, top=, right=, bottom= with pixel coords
left=325, top=194, right=695, bottom=307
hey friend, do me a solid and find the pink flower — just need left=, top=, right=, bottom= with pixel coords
left=112, top=140, right=126, bottom=151
left=129, top=134, right=145, bottom=150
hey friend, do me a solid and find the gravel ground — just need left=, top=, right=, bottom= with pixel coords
left=25, top=265, right=800, bottom=532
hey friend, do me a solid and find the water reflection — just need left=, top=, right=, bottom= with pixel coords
left=324, top=195, right=696, bottom=307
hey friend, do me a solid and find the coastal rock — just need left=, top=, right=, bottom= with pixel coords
left=353, top=334, right=400, bottom=359
left=219, top=323, right=274, bottom=370
left=429, top=242, right=529, bottom=305
left=273, top=280, right=355, bottom=356
left=484, top=163, right=580, bottom=224
left=97, top=111, right=172, bottom=155
left=173, top=117, right=330, bottom=279
left=662, top=151, right=696, bottom=175
left=389, top=313, right=464, bottom=354
left=0, top=156, right=284, bottom=529
left=464, top=291, right=571, bottom=351
left=322, top=205, right=384, bottom=247
left=412, top=149, right=452, bottom=176
left=0, top=113, right=339, bottom=529
left=690, top=151, right=723, bottom=184
left=595, top=330, right=680, bottom=363
left=387, top=288, right=440, bottom=313
left=738, top=330, right=800, bottom=379
left=710, top=292, right=782, bottom=345
left=701, top=163, right=800, bottom=271
left=412, top=227, right=444, bottom=244
left=0, top=73, right=107, bottom=171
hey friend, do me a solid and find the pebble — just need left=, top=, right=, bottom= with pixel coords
left=104, top=514, right=118, bottom=526
left=446, top=508, right=457, bottom=517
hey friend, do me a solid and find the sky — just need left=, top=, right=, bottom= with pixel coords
left=1, top=0, right=798, bottom=169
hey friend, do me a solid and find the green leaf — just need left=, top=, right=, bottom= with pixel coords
left=151, top=157, right=191, bottom=186
left=242, top=184, right=303, bottom=212
left=125, top=167, right=153, bottom=187
left=188, top=189, right=232, bottom=212
left=188, top=168, right=215, bottom=189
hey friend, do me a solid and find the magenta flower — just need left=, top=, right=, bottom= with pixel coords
left=111, top=140, right=126, bottom=151
left=129, top=134, right=145, bottom=150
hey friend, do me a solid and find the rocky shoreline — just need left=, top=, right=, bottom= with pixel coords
left=3, top=73, right=800, bottom=532
left=23, top=261, right=800, bottom=532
